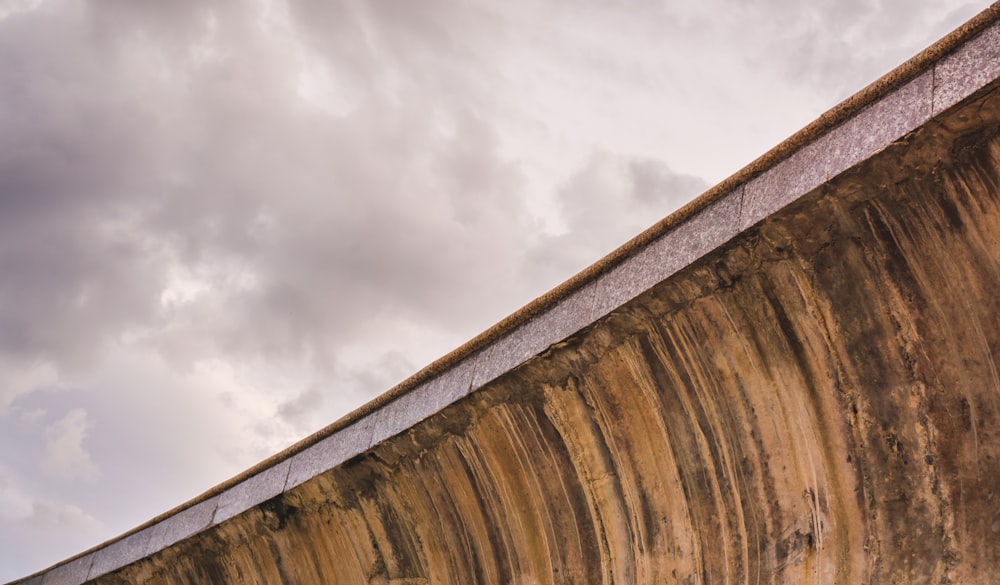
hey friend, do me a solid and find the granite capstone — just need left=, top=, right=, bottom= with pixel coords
left=285, top=414, right=377, bottom=490
left=86, top=527, right=153, bottom=580
left=469, top=285, right=597, bottom=389
left=370, top=358, right=475, bottom=449
left=39, top=555, right=92, bottom=585
left=145, top=496, right=220, bottom=556
left=213, top=460, right=292, bottom=524
left=741, top=71, right=933, bottom=230
left=827, top=70, right=932, bottom=168
left=933, top=19, right=1000, bottom=115
left=594, top=192, right=742, bottom=317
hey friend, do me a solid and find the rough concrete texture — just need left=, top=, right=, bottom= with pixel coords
left=78, top=73, right=1000, bottom=585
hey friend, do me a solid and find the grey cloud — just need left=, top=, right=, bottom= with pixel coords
left=0, top=497, right=103, bottom=581
left=733, top=0, right=986, bottom=98
left=560, top=153, right=708, bottom=243
left=276, top=383, right=325, bottom=432
left=0, top=8, right=547, bottom=513
left=40, top=409, right=99, bottom=482
left=0, top=446, right=104, bottom=579
left=0, top=0, right=983, bottom=452
left=628, top=159, right=709, bottom=206
left=160, top=102, right=530, bottom=368
left=276, top=350, right=415, bottom=434
left=0, top=6, right=168, bottom=374
left=286, top=0, right=505, bottom=78
left=0, top=0, right=533, bottom=382
left=611, top=0, right=979, bottom=103
left=527, top=152, right=709, bottom=287
left=1, top=353, right=293, bottom=538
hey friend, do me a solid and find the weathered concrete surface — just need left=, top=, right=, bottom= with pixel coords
left=12, top=5, right=1000, bottom=585
left=84, top=74, right=1000, bottom=585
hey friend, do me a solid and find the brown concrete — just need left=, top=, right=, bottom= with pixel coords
left=80, top=80, right=1000, bottom=584
left=12, top=4, right=1000, bottom=584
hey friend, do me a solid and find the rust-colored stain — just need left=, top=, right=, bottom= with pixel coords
left=90, top=83, right=1000, bottom=585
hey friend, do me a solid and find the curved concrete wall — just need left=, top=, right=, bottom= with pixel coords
left=89, top=85, right=1000, bottom=584
left=13, top=5, right=1000, bottom=585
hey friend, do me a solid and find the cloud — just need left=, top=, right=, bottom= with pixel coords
left=0, top=459, right=104, bottom=577
left=0, top=0, right=980, bottom=394
left=525, top=152, right=709, bottom=287
left=0, top=360, right=57, bottom=418
left=1, top=0, right=542, bottom=376
left=724, top=0, right=987, bottom=99
left=0, top=489, right=103, bottom=581
left=40, top=409, right=99, bottom=483
left=0, top=3, right=170, bottom=376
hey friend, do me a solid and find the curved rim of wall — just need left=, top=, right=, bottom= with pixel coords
left=12, top=3, right=1000, bottom=584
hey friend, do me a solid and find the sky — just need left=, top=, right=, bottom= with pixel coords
left=0, top=0, right=990, bottom=580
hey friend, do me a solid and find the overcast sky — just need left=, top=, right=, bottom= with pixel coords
left=0, top=0, right=989, bottom=580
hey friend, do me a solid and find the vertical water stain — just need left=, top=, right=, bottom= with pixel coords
left=100, top=75, right=1000, bottom=585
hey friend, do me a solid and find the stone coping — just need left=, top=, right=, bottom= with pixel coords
left=10, top=3, right=1000, bottom=583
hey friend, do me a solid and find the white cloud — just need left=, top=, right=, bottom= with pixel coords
left=0, top=361, right=58, bottom=418
left=40, top=409, right=99, bottom=483
left=0, top=460, right=105, bottom=578
left=0, top=467, right=32, bottom=519
left=18, top=408, right=46, bottom=424
left=0, top=0, right=45, bottom=21
left=0, top=498, right=103, bottom=579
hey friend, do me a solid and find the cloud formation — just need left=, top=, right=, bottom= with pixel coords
left=40, top=409, right=99, bottom=482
